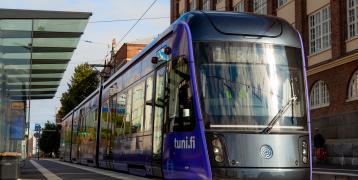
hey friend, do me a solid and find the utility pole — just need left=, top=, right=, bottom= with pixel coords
left=91, top=39, right=115, bottom=167
left=34, top=124, right=41, bottom=160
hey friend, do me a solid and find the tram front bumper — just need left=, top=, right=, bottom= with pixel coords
left=211, top=167, right=310, bottom=180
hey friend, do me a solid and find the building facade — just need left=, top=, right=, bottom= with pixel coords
left=101, top=43, right=147, bottom=81
left=170, top=0, right=358, bottom=166
left=27, top=135, right=37, bottom=157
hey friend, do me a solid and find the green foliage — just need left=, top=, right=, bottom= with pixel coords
left=39, top=121, right=60, bottom=154
left=58, top=64, right=99, bottom=118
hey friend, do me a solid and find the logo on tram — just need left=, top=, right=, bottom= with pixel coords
left=174, top=136, right=196, bottom=149
left=260, top=145, right=273, bottom=159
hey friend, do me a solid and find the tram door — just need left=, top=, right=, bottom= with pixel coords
left=161, top=54, right=211, bottom=179
left=151, top=66, right=166, bottom=177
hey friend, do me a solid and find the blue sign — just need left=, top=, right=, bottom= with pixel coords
left=35, top=124, right=41, bottom=131
left=156, top=45, right=170, bottom=61
left=10, top=110, right=25, bottom=140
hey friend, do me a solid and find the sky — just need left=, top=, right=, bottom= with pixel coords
left=0, top=0, right=170, bottom=134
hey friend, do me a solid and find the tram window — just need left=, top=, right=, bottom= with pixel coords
left=129, top=63, right=142, bottom=85
left=168, top=56, right=195, bottom=132
left=88, top=106, right=96, bottom=142
left=109, top=95, right=117, bottom=137
left=101, top=99, right=109, bottom=141
left=145, top=76, right=153, bottom=131
left=124, top=89, right=132, bottom=135
left=79, top=109, right=85, bottom=133
left=142, top=57, right=155, bottom=75
left=116, top=93, right=126, bottom=136
left=153, top=67, right=166, bottom=155
left=131, top=82, right=145, bottom=133
left=123, top=72, right=129, bottom=89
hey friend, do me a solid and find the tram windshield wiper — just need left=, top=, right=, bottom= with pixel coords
left=261, top=96, right=297, bottom=134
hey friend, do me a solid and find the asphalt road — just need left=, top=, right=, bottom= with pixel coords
left=19, top=159, right=150, bottom=180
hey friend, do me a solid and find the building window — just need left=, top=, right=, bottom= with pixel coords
left=203, top=0, right=210, bottom=10
left=253, top=0, right=267, bottom=15
left=278, top=0, right=289, bottom=7
left=348, top=70, right=358, bottom=100
left=310, top=80, right=330, bottom=109
left=234, top=1, right=245, bottom=12
left=190, top=0, right=197, bottom=10
left=347, top=0, right=358, bottom=38
left=309, top=6, right=331, bottom=54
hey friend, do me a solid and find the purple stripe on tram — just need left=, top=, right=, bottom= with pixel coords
left=180, top=21, right=213, bottom=179
left=297, top=30, right=312, bottom=180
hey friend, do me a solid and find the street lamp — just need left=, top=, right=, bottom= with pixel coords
left=82, top=40, right=111, bottom=53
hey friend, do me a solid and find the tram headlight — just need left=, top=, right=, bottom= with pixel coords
left=302, top=156, right=308, bottom=164
left=214, top=154, right=224, bottom=163
left=302, top=148, right=307, bottom=155
left=213, top=147, right=220, bottom=154
left=212, top=137, right=225, bottom=163
left=302, top=140, right=308, bottom=164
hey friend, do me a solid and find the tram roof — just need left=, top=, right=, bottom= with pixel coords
left=0, top=8, right=91, bottom=100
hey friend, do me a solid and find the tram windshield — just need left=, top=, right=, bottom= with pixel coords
left=194, top=41, right=308, bottom=132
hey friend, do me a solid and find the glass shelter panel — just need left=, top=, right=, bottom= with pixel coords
left=0, top=19, right=32, bottom=155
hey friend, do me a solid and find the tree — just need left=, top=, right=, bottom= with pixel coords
left=39, top=121, right=60, bottom=155
left=58, top=63, right=99, bottom=118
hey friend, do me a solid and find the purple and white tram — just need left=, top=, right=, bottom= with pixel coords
left=59, top=11, right=311, bottom=180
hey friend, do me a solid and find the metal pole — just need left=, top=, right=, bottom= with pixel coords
left=26, top=19, right=34, bottom=159
left=95, top=77, right=103, bottom=168
left=37, top=129, right=40, bottom=160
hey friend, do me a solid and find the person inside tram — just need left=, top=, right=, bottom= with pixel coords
left=314, top=128, right=327, bottom=162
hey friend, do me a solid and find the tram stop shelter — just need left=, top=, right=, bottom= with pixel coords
left=0, top=9, right=91, bottom=179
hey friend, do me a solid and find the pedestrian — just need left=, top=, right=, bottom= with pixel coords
left=314, top=128, right=326, bottom=163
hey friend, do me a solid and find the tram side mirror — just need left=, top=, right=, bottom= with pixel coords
left=182, top=108, right=190, bottom=117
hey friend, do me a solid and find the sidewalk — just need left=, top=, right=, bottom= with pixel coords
left=19, top=159, right=151, bottom=180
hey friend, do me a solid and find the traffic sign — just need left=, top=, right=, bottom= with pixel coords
left=35, top=124, right=41, bottom=131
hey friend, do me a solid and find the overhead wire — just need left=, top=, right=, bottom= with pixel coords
left=115, top=0, right=159, bottom=47
left=73, top=0, right=159, bottom=67
left=88, top=17, right=169, bottom=23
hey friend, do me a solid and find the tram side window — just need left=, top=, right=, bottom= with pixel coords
left=79, top=109, right=85, bottom=133
left=109, top=95, right=117, bottom=139
left=87, top=107, right=96, bottom=142
left=101, top=99, right=109, bottom=140
left=168, top=56, right=195, bottom=132
left=145, top=76, right=153, bottom=132
left=116, top=93, right=126, bottom=136
left=125, top=89, right=132, bottom=134
left=85, top=107, right=91, bottom=135
left=131, top=82, right=145, bottom=133
left=153, top=67, right=166, bottom=156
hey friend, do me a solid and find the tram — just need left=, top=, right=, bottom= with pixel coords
left=59, top=11, right=311, bottom=179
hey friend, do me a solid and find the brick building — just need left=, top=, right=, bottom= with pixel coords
left=171, top=0, right=358, bottom=166
left=101, top=42, right=147, bottom=81
left=27, top=135, right=36, bottom=157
